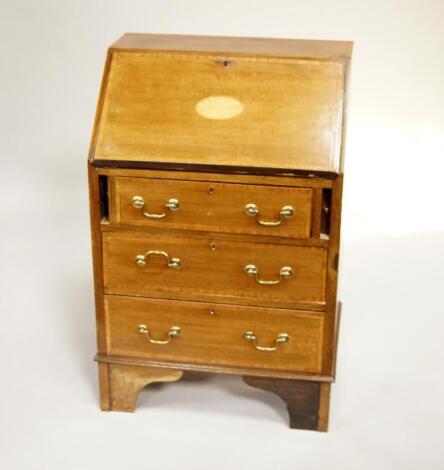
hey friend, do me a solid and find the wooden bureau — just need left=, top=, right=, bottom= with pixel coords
left=88, top=33, right=352, bottom=431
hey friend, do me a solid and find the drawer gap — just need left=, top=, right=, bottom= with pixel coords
left=320, top=189, right=332, bottom=238
left=99, top=175, right=109, bottom=221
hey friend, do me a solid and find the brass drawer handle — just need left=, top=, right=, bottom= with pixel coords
left=132, top=195, right=180, bottom=219
left=244, top=264, right=293, bottom=285
left=135, top=250, right=182, bottom=269
left=244, top=331, right=290, bottom=352
left=137, top=324, right=181, bottom=345
left=244, top=203, right=294, bottom=227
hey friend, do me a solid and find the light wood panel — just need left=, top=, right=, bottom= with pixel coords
left=105, top=295, right=324, bottom=374
left=317, top=383, right=331, bottom=431
left=102, top=232, right=328, bottom=308
left=111, top=176, right=312, bottom=239
left=93, top=51, right=346, bottom=173
left=105, top=363, right=183, bottom=412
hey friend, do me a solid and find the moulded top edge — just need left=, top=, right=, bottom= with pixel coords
left=109, top=33, right=353, bottom=61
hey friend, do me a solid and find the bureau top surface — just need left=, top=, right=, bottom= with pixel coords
left=90, top=33, right=352, bottom=175
left=110, top=33, right=353, bottom=60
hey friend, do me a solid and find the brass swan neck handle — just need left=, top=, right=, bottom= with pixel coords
left=244, top=203, right=294, bottom=227
left=132, top=195, right=180, bottom=219
left=244, top=264, right=293, bottom=285
left=137, top=324, right=181, bottom=345
left=244, top=331, right=290, bottom=352
left=135, top=250, right=182, bottom=269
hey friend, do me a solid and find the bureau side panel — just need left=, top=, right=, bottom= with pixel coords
left=322, top=174, right=343, bottom=374
left=88, top=163, right=107, bottom=354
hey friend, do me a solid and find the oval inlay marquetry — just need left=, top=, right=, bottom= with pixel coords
left=195, top=96, right=244, bottom=120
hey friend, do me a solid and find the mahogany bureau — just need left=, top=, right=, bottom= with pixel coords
left=88, top=33, right=352, bottom=431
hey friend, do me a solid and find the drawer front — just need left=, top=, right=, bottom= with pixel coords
left=103, top=232, right=327, bottom=308
left=111, top=177, right=312, bottom=239
left=105, top=295, right=324, bottom=374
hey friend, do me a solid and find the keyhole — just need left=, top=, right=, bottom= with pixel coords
left=215, top=59, right=232, bottom=68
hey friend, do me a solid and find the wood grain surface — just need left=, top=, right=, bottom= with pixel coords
left=104, top=363, right=183, bottom=412
left=105, top=295, right=324, bottom=374
left=102, top=231, right=328, bottom=308
left=92, top=51, right=346, bottom=173
left=243, top=376, right=324, bottom=430
left=111, top=176, right=312, bottom=238
left=88, top=34, right=350, bottom=430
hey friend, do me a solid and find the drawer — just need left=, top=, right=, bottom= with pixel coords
left=105, top=295, right=324, bottom=374
left=110, top=177, right=313, bottom=239
left=103, top=232, right=327, bottom=309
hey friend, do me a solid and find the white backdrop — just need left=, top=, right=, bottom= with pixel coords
left=1, top=1, right=443, bottom=469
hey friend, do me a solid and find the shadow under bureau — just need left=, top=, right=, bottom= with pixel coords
left=88, top=33, right=352, bottom=431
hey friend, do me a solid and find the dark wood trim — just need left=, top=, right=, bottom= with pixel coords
left=92, top=158, right=339, bottom=180
left=242, top=376, right=325, bottom=430
left=311, top=188, right=323, bottom=238
left=95, top=167, right=334, bottom=189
